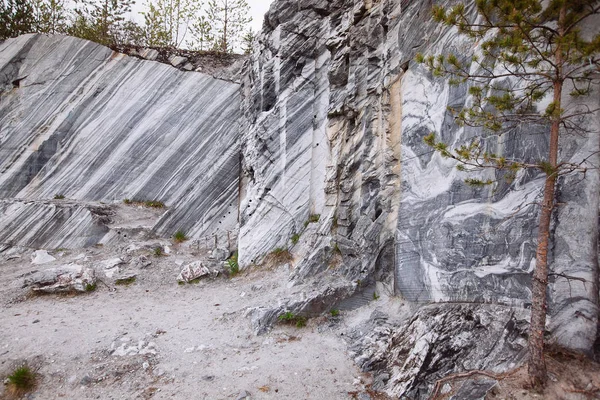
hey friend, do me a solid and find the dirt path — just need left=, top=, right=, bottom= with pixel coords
left=0, top=250, right=371, bottom=400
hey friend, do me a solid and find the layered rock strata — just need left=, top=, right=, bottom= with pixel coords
left=0, top=34, right=241, bottom=246
left=239, top=0, right=599, bottom=357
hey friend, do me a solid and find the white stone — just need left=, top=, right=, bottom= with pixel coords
left=31, top=250, right=56, bottom=265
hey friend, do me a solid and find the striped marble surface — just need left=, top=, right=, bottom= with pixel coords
left=0, top=34, right=240, bottom=245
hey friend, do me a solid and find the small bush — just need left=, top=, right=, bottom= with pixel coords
left=145, top=200, right=165, bottom=208
left=7, top=365, right=36, bottom=393
left=173, top=230, right=188, bottom=243
left=85, top=283, right=96, bottom=292
left=304, top=214, right=320, bottom=228
left=115, top=277, right=136, bottom=286
left=226, top=252, right=239, bottom=276
left=373, top=292, right=380, bottom=300
left=278, top=311, right=307, bottom=328
left=54, top=194, right=65, bottom=200
left=291, top=233, right=300, bottom=245
left=123, top=199, right=165, bottom=208
left=153, top=246, right=163, bottom=256
left=330, top=309, right=340, bottom=317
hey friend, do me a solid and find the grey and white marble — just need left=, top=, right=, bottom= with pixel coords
left=238, top=0, right=599, bottom=356
left=0, top=34, right=241, bottom=245
left=0, top=0, right=598, bottom=393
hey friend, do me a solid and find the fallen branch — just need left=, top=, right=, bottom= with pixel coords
left=429, top=367, right=522, bottom=400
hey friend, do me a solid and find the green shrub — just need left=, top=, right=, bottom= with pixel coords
left=304, top=214, right=320, bottom=227
left=54, top=194, right=65, bottom=200
left=173, top=230, right=188, bottom=243
left=373, top=292, right=380, bottom=300
left=85, top=283, right=97, bottom=292
left=7, top=365, right=36, bottom=392
left=226, top=252, right=239, bottom=276
left=291, top=233, right=300, bottom=245
left=115, top=277, right=136, bottom=286
left=153, top=246, right=163, bottom=256
left=145, top=200, right=165, bottom=208
left=123, top=198, right=132, bottom=204
left=330, top=309, right=340, bottom=317
left=278, top=311, right=307, bottom=328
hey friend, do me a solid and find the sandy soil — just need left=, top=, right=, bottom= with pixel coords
left=0, top=204, right=385, bottom=400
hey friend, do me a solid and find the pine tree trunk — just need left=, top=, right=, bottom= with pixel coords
left=527, top=170, right=556, bottom=389
left=527, top=4, right=566, bottom=389
left=528, top=64, right=564, bottom=394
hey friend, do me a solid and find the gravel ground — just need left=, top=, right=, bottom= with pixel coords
left=0, top=204, right=385, bottom=400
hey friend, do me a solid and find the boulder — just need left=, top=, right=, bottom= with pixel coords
left=31, top=250, right=56, bottom=265
left=211, top=247, right=230, bottom=261
left=169, top=55, right=188, bottom=68
left=24, top=264, right=96, bottom=293
left=177, top=261, right=213, bottom=283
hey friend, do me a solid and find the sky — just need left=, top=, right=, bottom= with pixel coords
left=248, top=0, right=272, bottom=32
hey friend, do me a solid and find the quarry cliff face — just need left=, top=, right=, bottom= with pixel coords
left=0, top=0, right=599, bottom=398
left=239, top=0, right=599, bottom=355
left=0, top=34, right=240, bottom=247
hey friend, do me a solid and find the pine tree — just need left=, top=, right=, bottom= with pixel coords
left=188, top=14, right=212, bottom=50
left=206, top=0, right=251, bottom=53
left=141, top=0, right=170, bottom=46
left=68, top=0, right=134, bottom=46
left=32, top=0, right=68, bottom=34
left=241, top=27, right=254, bottom=54
left=0, top=0, right=36, bottom=39
left=141, top=0, right=199, bottom=47
left=417, top=0, right=600, bottom=389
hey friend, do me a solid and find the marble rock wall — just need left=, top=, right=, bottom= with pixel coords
left=0, top=199, right=112, bottom=249
left=239, top=0, right=599, bottom=353
left=394, top=1, right=599, bottom=353
left=238, top=0, right=404, bottom=286
left=0, top=34, right=241, bottom=245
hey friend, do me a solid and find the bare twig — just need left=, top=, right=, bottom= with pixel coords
left=429, top=367, right=522, bottom=400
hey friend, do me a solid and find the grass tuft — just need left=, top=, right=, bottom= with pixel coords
left=226, top=252, right=239, bottom=276
left=153, top=246, right=163, bottom=257
left=145, top=200, right=165, bottom=208
left=262, top=247, right=292, bottom=268
left=303, top=213, right=321, bottom=228
left=330, top=309, right=340, bottom=317
left=278, top=311, right=307, bottom=328
left=173, top=230, right=188, bottom=243
left=85, top=283, right=97, bottom=292
left=291, top=233, right=300, bottom=245
left=7, top=365, right=36, bottom=393
left=54, top=194, right=65, bottom=200
left=122, top=199, right=165, bottom=208
left=115, top=277, right=136, bottom=286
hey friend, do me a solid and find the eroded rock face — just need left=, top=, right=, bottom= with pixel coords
left=0, top=34, right=240, bottom=246
left=350, top=304, right=529, bottom=398
left=239, top=0, right=403, bottom=291
left=239, top=0, right=599, bottom=354
left=0, top=200, right=113, bottom=249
